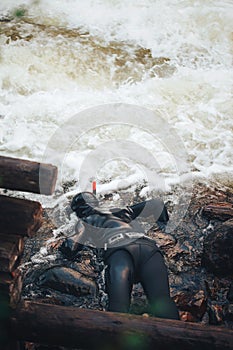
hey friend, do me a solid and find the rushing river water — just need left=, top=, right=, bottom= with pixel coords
left=1, top=3, right=233, bottom=333
left=0, top=0, right=232, bottom=209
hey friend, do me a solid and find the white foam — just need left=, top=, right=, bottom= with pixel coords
left=0, top=0, right=232, bottom=200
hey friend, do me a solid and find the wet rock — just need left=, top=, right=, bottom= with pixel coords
left=202, top=219, right=233, bottom=276
left=151, top=230, right=177, bottom=250
left=208, top=302, right=224, bottom=325
left=173, top=289, right=207, bottom=320
left=179, top=311, right=197, bottom=322
left=227, top=283, right=233, bottom=302
left=200, top=311, right=210, bottom=325
left=193, top=209, right=209, bottom=229
left=70, top=260, right=97, bottom=279
left=224, top=303, right=233, bottom=322
left=37, top=266, right=97, bottom=297
left=165, top=241, right=195, bottom=273
left=130, top=283, right=148, bottom=315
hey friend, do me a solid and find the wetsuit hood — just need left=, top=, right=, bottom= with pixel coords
left=71, top=192, right=99, bottom=218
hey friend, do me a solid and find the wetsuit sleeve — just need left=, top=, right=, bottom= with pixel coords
left=110, top=206, right=135, bottom=223
left=129, top=199, right=169, bottom=223
left=110, top=199, right=169, bottom=224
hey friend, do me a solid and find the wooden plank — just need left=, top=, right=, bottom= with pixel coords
left=0, top=271, right=22, bottom=307
left=202, top=202, right=233, bottom=221
left=0, top=155, right=57, bottom=195
left=10, top=301, right=233, bottom=350
left=0, top=195, right=43, bottom=236
left=0, top=240, right=20, bottom=273
left=0, top=234, right=24, bottom=254
left=0, top=235, right=24, bottom=273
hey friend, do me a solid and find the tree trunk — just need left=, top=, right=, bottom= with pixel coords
left=10, top=301, right=233, bottom=350
left=0, top=155, right=57, bottom=195
left=0, top=195, right=42, bottom=236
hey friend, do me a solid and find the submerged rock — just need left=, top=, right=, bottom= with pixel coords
left=202, top=219, right=233, bottom=276
left=37, top=266, right=97, bottom=297
left=173, top=289, right=207, bottom=320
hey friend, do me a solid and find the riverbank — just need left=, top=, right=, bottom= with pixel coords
left=18, top=181, right=233, bottom=341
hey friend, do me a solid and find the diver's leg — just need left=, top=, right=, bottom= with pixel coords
left=140, top=251, right=180, bottom=320
left=105, top=249, right=134, bottom=313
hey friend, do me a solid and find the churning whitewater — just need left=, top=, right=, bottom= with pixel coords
left=0, top=0, right=232, bottom=204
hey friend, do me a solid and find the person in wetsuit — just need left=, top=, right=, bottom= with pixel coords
left=61, top=192, right=180, bottom=320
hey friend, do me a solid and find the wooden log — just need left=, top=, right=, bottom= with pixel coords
left=0, top=240, right=21, bottom=273
left=0, top=271, right=22, bottom=307
left=202, top=202, right=233, bottom=221
left=0, top=234, right=24, bottom=254
left=0, top=195, right=42, bottom=236
left=0, top=234, right=24, bottom=272
left=0, top=155, right=57, bottom=195
left=0, top=271, right=22, bottom=350
left=10, top=301, right=233, bottom=350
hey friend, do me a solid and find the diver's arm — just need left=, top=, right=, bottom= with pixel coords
left=111, top=198, right=169, bottom=224
left=129, top=199, right=169, bottom=223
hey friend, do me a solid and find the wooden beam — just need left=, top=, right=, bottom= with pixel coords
left=10, top=301, right=233, bottom=350
left=0, top=195, right=42, bottom=236
left=0, top=240, right=20, bottom=273
left=0, top=234, right=24, bottom=273
left=0, top=234, right=24, bottom=254
left=0, top=271, right=22, bottom=307
left=202, top=202, right=233, bottom=221
left=0, top=155, right=57, bottom=195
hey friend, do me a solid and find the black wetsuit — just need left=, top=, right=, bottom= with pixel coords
left=61, top=198, right=179, bottom=320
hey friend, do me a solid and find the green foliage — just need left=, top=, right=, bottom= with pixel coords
left=13, top=7, right=27, bottom=18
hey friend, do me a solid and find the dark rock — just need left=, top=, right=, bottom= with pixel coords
left=130, top=283, right=148, bottom=315
left=70, top=261, right=97, bottom=279
left=151, top=230, right=177, bottom=250
left=204, top=277, right=231, bottom=300
left=224, top=303, right=233, bottom=322
left=179, top=311, right=197, bottom=322
left=202, top=219, right=233, bottom=276
left=173, top=289, right=207, bottom=320
left=37, top=266, right=97, bottom=297
left=208, top=302, right=224, bottom=325
left=227, top=283, right=233, bottom=302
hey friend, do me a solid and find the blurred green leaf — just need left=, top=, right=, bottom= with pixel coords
left=13, top=7, right=27, bottom=18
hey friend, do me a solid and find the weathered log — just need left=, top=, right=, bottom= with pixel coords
left=0, top=155, right=57, bottom=195
left=0, top=234, right=24, bottom=254
left=0, top=195, right=42, bottom=236
left=202, top=202, right=233, bottom=221
left=10, top=301, right=233, bottom=350
left=0, top=234, right=24, bottom=272
left=0, top=240, right=20, bottom=273
left=0, top=271, right=22, bottom=307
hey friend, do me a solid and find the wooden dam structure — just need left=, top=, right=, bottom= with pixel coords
left=0, top=154, right=233, bottom=350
